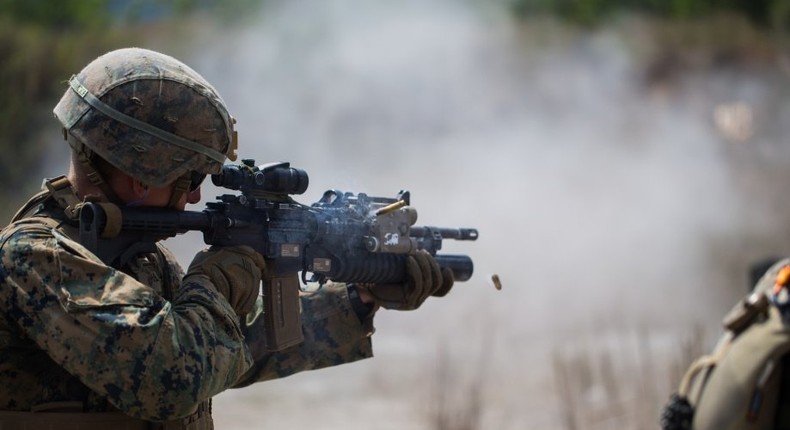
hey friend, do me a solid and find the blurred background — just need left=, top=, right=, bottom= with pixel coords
left=2, top=0, right=790, bottom=428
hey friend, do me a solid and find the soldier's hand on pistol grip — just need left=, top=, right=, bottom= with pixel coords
left=359, top=249, right=454, bottom=311
left=185, top=245, right=265, bottom=316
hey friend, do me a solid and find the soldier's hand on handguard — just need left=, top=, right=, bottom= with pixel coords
left=185, top=245, right=265, bottom=316
left=358, top=250, right=454, bottom=311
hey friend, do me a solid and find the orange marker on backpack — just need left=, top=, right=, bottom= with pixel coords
left=773, top=265, right=790, bottom=295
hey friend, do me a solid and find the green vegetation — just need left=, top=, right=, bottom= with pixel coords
left=510, top=0, right=790, bottom=28
left=0, top=1, right=128, bottom=220
left=0, top=0, right=110, bottom=28
left=0, top=0, right=262, bottom=222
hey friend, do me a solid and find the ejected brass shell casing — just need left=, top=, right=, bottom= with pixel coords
left=492, top=274, right=502, bottom=290
left=375, top=200, right=407, bottom=215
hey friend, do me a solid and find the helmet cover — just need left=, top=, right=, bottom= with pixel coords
left=54, top=47, right=237, bottom=187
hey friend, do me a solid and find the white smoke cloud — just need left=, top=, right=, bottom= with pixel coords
left=31, top=0, right=790, bottom=427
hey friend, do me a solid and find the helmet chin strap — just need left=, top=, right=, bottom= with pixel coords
left=69, top=137, right=124, bottom=205
left=168, top=173, right=192, bottom=209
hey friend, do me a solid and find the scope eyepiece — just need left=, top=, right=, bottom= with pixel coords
left=212, top=160, right=309, bottom=195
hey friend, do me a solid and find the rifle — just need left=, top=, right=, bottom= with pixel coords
left=78, top=159, right=478, bottom=351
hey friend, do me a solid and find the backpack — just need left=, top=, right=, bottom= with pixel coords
left=662, top=259, right=790, bottom=430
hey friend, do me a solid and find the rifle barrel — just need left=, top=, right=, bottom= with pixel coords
left=410, top=226, right=478, bottom=241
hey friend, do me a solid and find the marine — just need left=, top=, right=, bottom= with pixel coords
left=0, top=47, right=453, bottom=429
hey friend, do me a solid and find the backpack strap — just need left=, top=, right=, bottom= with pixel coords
left=10, top=190, right=50, bottom=223
left=692, top=302, right=790, bottom=429
left=43, top=175, right=83, bottom=220
left=663, top=260, right=790, bottom=430
left=9, top=176, right=82, bottom=224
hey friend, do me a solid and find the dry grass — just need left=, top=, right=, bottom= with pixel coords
left=423, top=324, right=709, bottom=430
left=551, top=326, right=708, bottom=430
left=429, top=340, right=491, bottom=430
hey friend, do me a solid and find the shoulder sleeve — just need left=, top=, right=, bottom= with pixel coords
left=233, top=282, right=373, bottom=387
left=0, top=220, right=252, bottom=420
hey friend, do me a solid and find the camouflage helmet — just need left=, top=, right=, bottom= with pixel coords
left=53, top=47, right=237, bottom=188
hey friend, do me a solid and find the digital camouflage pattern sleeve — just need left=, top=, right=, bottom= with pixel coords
left=0, top=212, right=375, bottom=419
left=235, top=282, right=374, bottom=387
left=0, top=217, right=253, bottom=420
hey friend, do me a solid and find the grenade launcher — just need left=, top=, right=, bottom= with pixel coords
left=78, top=159, right=478, bottom=351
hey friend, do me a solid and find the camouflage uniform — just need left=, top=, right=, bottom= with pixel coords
left=0, top=184, right=373, bottom=425
left=0, top=47, right=374, bottom=428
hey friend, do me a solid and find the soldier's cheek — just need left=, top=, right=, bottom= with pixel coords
left=186, top=187, right=201, bottom=205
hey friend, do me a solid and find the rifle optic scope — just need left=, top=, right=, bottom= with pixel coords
left=212, top=160, right=309, bottom=195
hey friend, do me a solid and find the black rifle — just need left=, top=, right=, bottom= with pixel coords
left=79, top=159, right=478, bottom=351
